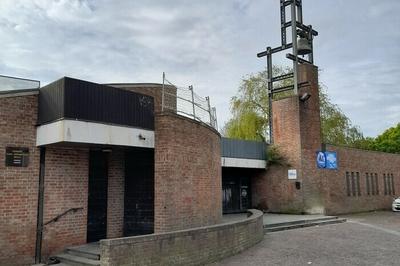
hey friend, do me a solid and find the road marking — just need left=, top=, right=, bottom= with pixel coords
left=348, top=220, right=400, bottom=237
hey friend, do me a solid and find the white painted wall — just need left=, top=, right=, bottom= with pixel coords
left=221, top=157, right=266, bottom=169
left=36, top=120, right=154, bottom=148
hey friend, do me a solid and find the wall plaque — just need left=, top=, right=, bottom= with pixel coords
left=5, top=147, right=29, bottom=167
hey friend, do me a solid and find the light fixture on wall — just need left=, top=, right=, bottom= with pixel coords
left=299, top=92, right=311, bottom=102
left=138, top=134, right=146, bottom=140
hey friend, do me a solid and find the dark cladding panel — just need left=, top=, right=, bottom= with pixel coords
left=38, top=77, right=154, bottom=130
left=221, top=138, right=267, bottom=160
left=38, top=78, right=65, bottom=125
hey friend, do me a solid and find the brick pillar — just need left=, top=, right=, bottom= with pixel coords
left=107, top=149, right=125, bottom=238
left=268, top=64, right=324, bottom=214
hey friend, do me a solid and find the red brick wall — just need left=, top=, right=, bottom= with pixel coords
left=298, top=65, right=326, bottom=213
left=154, top=113, right=222, bottom=232
left=266, top=95, right=304, bottom=213
left=254, top=64, right=400, bottom=215
left=41, top=147, right=89, bottom=258
left=0, top=93, right=40, bottom=266
left=323, top=145, right=400, bottom=214
left=107, top=149, right=124, bottom=238
left=100, top=209, right=264, bottom=266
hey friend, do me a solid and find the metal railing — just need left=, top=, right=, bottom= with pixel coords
left=0, top=74, right=40, bottom=92
left=161, top=72, right=218, bottom=130
left=43, top=207, right=83, bottom=226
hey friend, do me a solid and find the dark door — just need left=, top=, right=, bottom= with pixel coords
left=222, top=181, right=240, bottom=213
left=124, top=148, right=154, bottom=236
left=87, top=151, right=108, bottom=243
left=222, top=168, right=252, bottom=213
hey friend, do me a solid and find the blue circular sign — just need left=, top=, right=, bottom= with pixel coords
left=316, top=151, right=326, bottom=168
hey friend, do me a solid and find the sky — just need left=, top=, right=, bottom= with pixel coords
left=0, top=0, right=399, bottom=137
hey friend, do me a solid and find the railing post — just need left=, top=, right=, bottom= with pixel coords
left=212, top=107, right=218, bottom=129
left=189, top=85, right=195, bottom=120
left=206, top=96, right=212, bottom=126
left=162, top=72, right=165, bottom=112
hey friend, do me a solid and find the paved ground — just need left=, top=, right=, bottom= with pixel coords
left=222, top=213, right=335, bottom=226
left=263, top=213, right=334, bottom=226
left=213, top=211, right=400, bottom=266
left=342, top=211, right=400, bottom=233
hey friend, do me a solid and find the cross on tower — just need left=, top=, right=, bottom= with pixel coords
left=257, top=0, right=318, bottom=143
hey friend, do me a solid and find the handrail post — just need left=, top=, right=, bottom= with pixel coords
left=212, top=107, right=218, bottom=129
left=189, top=85, right=195, bottom=120
left=206, top=96, right=212, bottom=126
left=162, top=72, right=165, bottom=112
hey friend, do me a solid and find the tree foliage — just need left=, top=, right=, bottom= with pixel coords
left=223, top=66, right=366, bottom=148
left=369, top=123, right=400, bottom=153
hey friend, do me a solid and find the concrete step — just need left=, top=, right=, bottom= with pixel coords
left=53, top=253, right=100, bottom=266
left=264, top=218, right=347, bottom=233
left=264, top=216, right=340, bottom=228
left=66, top=246, right=100, bottom=260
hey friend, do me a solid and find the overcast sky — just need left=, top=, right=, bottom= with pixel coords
left=1, top=0, right=399, bottom=137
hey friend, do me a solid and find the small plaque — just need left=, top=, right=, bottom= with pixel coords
left=288, top=169, right=297, bottom=180
left=5, top=147, right=29, bottom=167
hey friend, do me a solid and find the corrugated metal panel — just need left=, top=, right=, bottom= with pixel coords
left=221, top=138, right=267, bottom=160
left=38, top=77, right=154, bottom=130
left=38, top=78, right=65, bottom=124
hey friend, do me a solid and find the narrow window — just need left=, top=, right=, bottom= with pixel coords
left=388, top=174, right=392, bottom=195
left=356, top=172, right=361, bottom=196
left=366, top=173, right=370, bottom=196
left=370, top=173, right=375, bottom=195
left=351, top=172, right=356, bottom=196
left=391, top=174, right=395, bottom=195
left=384, top=174, right=387, bottom=195
left=375, top=173, right=379, bottom=195
left=346, top=172, right=351, bottom=196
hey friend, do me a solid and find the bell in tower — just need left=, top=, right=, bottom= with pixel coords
left=297, top=30, right=312, bottom=55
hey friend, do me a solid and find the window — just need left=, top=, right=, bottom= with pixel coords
left=391, top=174, right=395, bottom=195
left=375, top=173, right=379, bottom=195
left=384, top=173, right=395, bottom=196
left=384, top=174, right=387, bottom=195
left=346, top=171, right=360, bottom=197
left=346, top=172, right=351, bottom=196
left=351, top=172, right=356, bottom=196
left=366, top=173, right=370, bottom=195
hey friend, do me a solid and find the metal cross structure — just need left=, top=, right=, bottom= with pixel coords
left=257, top=0, right=318, bottom=143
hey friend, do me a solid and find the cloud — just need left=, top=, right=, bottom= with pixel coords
left=0, top=0, right=399, bottom=137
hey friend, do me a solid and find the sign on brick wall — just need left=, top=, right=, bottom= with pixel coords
left=316, top=151, right=337, bottom=170
left=5, top=147, right=29, bottom=167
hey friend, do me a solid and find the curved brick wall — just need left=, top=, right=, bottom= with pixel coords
left=100, top=209, right=264, bottom=266
left=154, top=112, right=222, bottom=232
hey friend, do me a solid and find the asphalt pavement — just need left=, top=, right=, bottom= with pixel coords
left=212, top=211, right=400, bottom=266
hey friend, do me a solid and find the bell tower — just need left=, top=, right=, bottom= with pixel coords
left=257, top=0, right=325, bottom=213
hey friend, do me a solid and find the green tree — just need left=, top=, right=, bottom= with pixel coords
left=223, top=67, right=366, bottom=147
left=370, top=123, right=400, bottom=153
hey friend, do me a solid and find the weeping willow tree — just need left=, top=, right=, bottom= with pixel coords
left=223, top=66, right=367, bottom=148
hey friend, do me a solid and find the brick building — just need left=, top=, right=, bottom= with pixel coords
left=1, top=64, right=399, bottom=265
left=0, top=77, right=221, bottom=265
left=249, top=64, right=400, bottom=214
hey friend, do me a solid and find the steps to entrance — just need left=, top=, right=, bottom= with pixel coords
left=264, top=216, right=346, bottom=233
left=51, top=243, right=100, bottom=266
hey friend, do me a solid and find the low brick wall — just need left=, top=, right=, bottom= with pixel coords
left=100, top=209, right=264, bottom=266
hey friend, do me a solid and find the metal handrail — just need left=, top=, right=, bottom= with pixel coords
left=43, top=207, right=83, bottom=226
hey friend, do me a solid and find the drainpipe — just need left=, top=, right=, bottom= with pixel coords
left=35, top=147, right=46, bottom=264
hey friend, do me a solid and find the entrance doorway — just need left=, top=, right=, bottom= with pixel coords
left=124, top=148, right=154, bottom=236
left=222, top=168, right=252, bottom=214
left=87, top=151, right=108, bottom=243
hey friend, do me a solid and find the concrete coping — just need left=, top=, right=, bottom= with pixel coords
left=100, top=209, right=263, bottom=247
